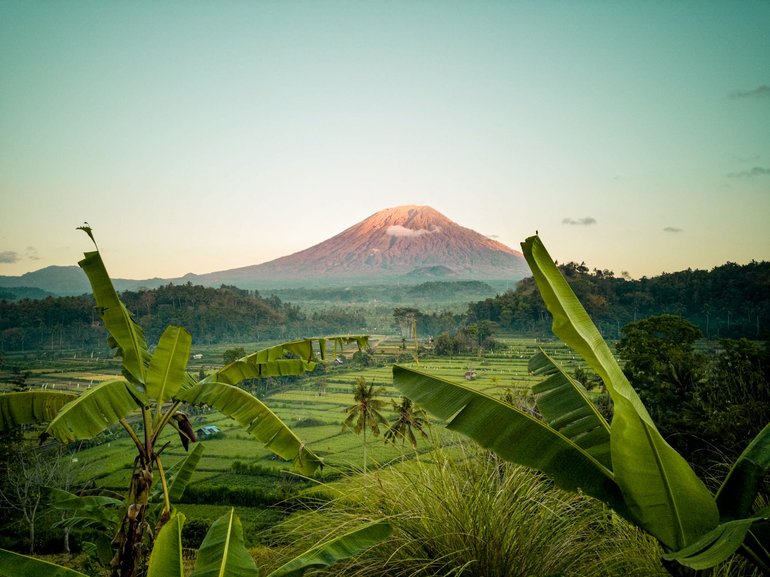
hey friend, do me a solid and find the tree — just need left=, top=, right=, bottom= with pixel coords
left=0, top=227, right=369, bottom=577
left=222, top=347, right=246, bottom=365
left=0, top=442, right=74, bottom=554
left=384, top=397, right=430, bottom=450
left=616, top=314, right=704, bottom=421
left=393, top=235, right=769, bottom=575
left=343, top=377, right=387, bottom=472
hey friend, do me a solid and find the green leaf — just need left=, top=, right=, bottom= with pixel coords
left=0, top=391, right=77, bottom=431
left=522, top=235, right=718, bottom=550
left=148, top=512, right=185, bottom=577
left=716, top=422, right=770, bottom=521
left=44, top=379, right=144, bottom=443
left=191, top=509, right=257, bottom=577
left=167, top=442, right=204, bottom=503
left=529, top=350, right=612, bottom=468
left=392, top=365, right=628, bottom=516
left=46, top=486, right=123, bottom=513
left=0, top=548, right=89, bottom=577
left=176, top=382, right=322, bottom=476
left=205, top=336, right=369, bottom=385
left=78, top=248, right=149, bottom=385
left=267, top=521, right=392, bottom=577
left=146, top=326, right=192, bottom=405
left=209, top=358, right=314, bottom=386
left=662, top=514, right=769, bottom=570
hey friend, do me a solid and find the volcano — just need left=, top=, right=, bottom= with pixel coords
left=195, top=205, right=528, bottom=286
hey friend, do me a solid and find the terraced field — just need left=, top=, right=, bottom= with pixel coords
left=4, top=336, right=592, bottom=545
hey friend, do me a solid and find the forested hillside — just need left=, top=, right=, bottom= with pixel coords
left=0, top=283, right=365, bottom=351
left=463, top=260, right=770, bottom=339
left=2, top=261, right=768, bottom=353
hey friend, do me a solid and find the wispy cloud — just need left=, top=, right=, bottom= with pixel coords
left=663, top=227, right=683, bottom=233
left=726, top=166, right=770, bottom=178
left=729, top=85, right=770, bottom=99
left=562, top=217, right=597, bottom=226
left=386, top=225, right=440, bottom=237
left=0, top=251, right=19, bottom=264
left=25, top=246, right=40, bottom=260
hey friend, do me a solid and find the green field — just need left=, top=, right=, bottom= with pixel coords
left=30, top=338, right=578, bottom=490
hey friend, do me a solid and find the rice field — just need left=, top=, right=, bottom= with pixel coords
left=55, top=337, right=583, bottom=484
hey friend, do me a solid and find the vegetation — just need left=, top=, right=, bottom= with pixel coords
left=275, top=447, right=667, bottom=577
left=342, top=377, right=388, bottom=472
left=617, top=316, right=770, bottom=478
left=393, top=236, right=770, bottom=575
left=0, top=229, right=767, bottom=577
left=0, top=228, right=371, bottom=577
left=465, top=259, right=770, bottom=339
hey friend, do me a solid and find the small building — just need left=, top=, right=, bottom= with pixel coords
left=196, top=425, right=221, bottom=439
left=464, top=370, right=477, bottom=381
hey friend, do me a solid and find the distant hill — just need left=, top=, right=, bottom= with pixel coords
left=0, top=286, right=56, bottom=301
left=0, top=266, right=92, bottom=296
left=0, top=206, right=528, bottom=295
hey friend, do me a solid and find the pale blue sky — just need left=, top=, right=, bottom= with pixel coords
left=1, top=1, right=768, bottom=280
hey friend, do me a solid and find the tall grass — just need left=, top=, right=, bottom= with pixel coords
left=270, top=444, right=668, bottom=577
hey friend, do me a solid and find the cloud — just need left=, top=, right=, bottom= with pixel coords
left=663, top=227, right=683, bottom=233
left=25, top=246, right=40, bottom=260
left=726, top=166, right=770, bottom=178
left=0, top=251, right=19, bottom=263
left=386, top=225, right=440, bottom=237
left=729, top=85, right=770, bottom=99
left=562, top=217, right=597, bottom=226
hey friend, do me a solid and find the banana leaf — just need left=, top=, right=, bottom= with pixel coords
left=716, top=422, right=770, bottom=521
left=44, top=379, right=145, bottom=443
left=0, top=548, right=88, bottom=577
left=191, top=509, right=257, bottom=577
left=205, top=336, right=369, bottom=386
left=176, top=382, right=322, bottom=475
left=0, top=391, right=77, bottom=431
left=392, top=365, right=628, bottom=517
left=167, top=442, right=204, bottom=502
left=146, top=326, right=192, bottom=405
left=46, top=486, right=123, bottom=520
left=79, top=248, right=149, bottom=385
left=207, top=358, right=315, bottom=386
left=267, top=520, right=392, bottom=577
left=148, top=512, right=185, bottom=577
left=522, top=235, right=718, bottom=550
left=316, top=335, right=370, bottom=361
left=529, top=350, right=611, bottom=468
left=662, top=511, right=770, bottom=570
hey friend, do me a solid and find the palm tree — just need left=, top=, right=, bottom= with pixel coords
left=384, top=396, right=430, bottom=450
left=343, top=377, right=387, bottom=472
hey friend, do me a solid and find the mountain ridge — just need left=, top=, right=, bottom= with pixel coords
left=0, top=206, right=528, bottom=295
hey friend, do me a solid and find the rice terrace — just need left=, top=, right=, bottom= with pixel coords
left=0, top=223, right=768, bottom=577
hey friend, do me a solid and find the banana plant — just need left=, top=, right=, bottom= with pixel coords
left=393, top=235, right=769, bottom=573
left=0, top=227, right=369, bottom=577
left=0, top=509, right=391, bottom=577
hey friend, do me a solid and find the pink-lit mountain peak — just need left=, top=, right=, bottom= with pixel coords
left=239, top=205, right=528, bottom=280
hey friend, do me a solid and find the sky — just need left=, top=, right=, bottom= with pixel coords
left=1, top=1, right=768, bottom=281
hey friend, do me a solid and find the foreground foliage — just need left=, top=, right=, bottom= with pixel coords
left=393, top=235, right=770, bottom=574
left=275, top=446, right=667, bottom=577
left=0, top=508, right=390, bottom=577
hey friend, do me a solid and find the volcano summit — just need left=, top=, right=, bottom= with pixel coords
left=195, top=205, right=529, bottom=287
